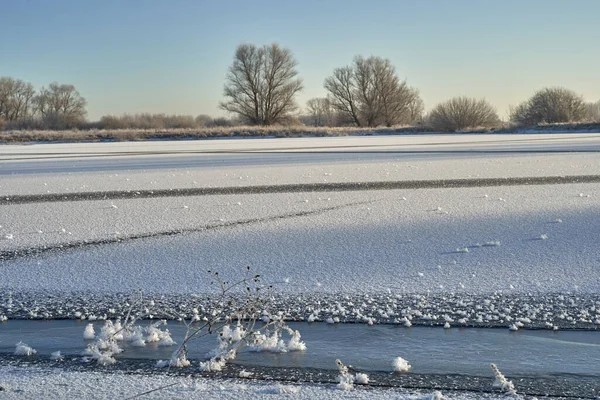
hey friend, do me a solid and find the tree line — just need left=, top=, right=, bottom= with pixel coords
left=0, top=78, right=87, bottom=130
left=2, top=42, right=599, bottom=132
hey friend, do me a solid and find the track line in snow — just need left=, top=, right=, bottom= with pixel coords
left=2, top=175, right=600, bottom=205
left=0, top=199, right=378, bottom=261
left=3, top=147, right=600, bottom=162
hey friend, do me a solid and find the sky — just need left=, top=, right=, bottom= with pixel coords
left=1, top=0, right=599, bottom=121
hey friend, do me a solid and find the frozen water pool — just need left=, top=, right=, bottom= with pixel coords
left=1, top=320, right=599, bottom=397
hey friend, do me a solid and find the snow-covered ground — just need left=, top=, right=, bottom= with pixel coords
left=0, top=366, right=505, bottom=400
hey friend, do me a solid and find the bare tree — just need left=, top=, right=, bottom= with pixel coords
left=305, top=97, right=334, bottom=126
left=324, top=66, right=362, bottom=126
left=324, top=56, right=423, bottom=127
left=34, top=82, right=87, bottom=129
left=427, top=97, right=500, bottom=132
left=405, top=88, right=425, bottom=123
left=0, top=77, right=36, bottom=123
left=220, top=43, right=303, bottom=125
left=510, top=87, right=587, bottom=125
left=353, top=56, right=380, bottom=127
left=585, top=100, right=600, bottom=122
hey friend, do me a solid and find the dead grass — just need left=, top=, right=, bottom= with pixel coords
left=1, top=122, right=599, bottom=144
left=0, top=125, right=429, bottom=143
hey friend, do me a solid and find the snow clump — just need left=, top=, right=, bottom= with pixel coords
left=83, top=323, right=95, bottom=339
left=354, top=372, right=369, bottom=384
left=239, top=369, right=253, bottom=378
left=393, top=356, right=412, bottom=372
left=15, top=342, right=37, bottom=356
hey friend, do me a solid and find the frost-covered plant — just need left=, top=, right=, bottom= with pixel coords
left=335, top=359, right=370, bottom=390
left=490, top=363, right=518, bottom=396
left=247, top=322, right=306, bottom=353
left=81, top=291, right=173, bottom=366
left=161, top=267, right=305, bottom=374
left=14, top=342, right=37, bottom=356
left=336, top=359, right=355, bottom=391
left=132, top=267, right=307, bottom=398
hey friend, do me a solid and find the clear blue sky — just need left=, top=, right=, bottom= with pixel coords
left=1, top=0, right=598, bottom=120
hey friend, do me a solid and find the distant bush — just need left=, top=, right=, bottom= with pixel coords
left=98, top=113, right=198, bottom=130
left=427, top=97, right=500, bottom=132
left=510, top=87, right=587, bottom=125
left=96, top=113, right=243, bottom=130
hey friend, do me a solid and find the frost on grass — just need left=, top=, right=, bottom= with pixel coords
left=14, top=342, right=37, bottom=356
left=490, top=363, right=518, bottom=396
left=393, top=356, right=411, bottom=372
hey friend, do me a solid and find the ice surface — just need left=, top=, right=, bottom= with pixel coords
left=2, top=135, right=600, bottom=331
left=2, top=184, right=598, bottom=295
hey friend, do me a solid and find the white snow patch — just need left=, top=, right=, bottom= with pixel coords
left=239, top=369, right=253, bottom=378
left=14, top=342, right=37, bottom=356
left=354, top=372, right=369, bottom=384
left=393, top=357, right=412, bottom=372
left=83, top=323, right=95, bottom=340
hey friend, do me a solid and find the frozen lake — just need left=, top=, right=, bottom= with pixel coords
left=2, top=134, right=600, bottom=398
